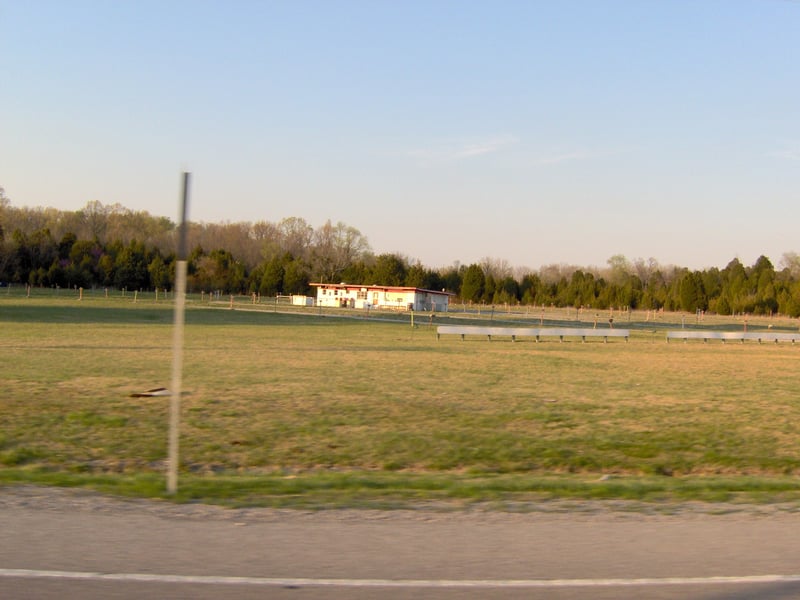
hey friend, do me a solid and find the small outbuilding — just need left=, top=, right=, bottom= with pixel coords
left=310, top=283, right=453, bottom=312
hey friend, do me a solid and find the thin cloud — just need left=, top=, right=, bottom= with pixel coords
left=534, top=147, right=628, bottom=166
left=770, top=144, right=800, bottom=161
left=536, top=151, right=592, bottom=165
left=454, top=136, right=518, bottom=159
left=408, top=135, right=518, bottom=163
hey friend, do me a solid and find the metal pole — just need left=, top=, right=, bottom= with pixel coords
left=168, top=172, right=190, bottom=494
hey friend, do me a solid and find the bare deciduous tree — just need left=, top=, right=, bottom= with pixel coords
left=311, top=220, right=370, bottom=282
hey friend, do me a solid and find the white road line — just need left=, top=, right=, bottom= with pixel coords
left=2, top=569, right=800, bottom=588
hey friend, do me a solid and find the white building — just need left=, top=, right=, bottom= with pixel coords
left=310, top=283, right=453, bottom=311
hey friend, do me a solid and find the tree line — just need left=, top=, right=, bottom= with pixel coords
left=2, top=194, right=800, bottom=317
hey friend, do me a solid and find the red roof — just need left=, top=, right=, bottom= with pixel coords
left=310, top=283, right=454, bottom=296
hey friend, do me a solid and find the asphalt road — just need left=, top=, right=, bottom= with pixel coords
left=2, top=487, right=800, bottom=599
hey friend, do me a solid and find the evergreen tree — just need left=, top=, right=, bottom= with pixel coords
left=283, top=257, right=310, bottom=295
left=259, top=256, right=285, bottom=296
left=147, top=254, right=172, bottom=290
left=371, top=253, right=407, bottom=286
left=678, top=271, right=706, bottom=312
left=439, top=265, right=462, bottom=295
left=483, top=274, right=497, bottom=303
left=114, top=240, right=149, bottom=290
left=460, top=264, right=485, bottom=302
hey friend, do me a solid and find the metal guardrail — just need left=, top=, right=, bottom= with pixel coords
left=436, top=325, right=629, bottom=343
left=666, top=330, right=800, bottom=343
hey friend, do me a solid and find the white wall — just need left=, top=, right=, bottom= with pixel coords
left=315, top=287, right=449, bottom=311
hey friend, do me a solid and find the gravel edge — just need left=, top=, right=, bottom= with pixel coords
left=3, top=484, right=800, bottom=524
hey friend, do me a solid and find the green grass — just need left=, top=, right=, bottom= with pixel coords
left=3, top=292, right=800, bottom=508
left=5, top=468, right=800, bottom=509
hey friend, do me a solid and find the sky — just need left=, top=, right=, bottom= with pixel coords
left=2, top=0, right=799, bottom=272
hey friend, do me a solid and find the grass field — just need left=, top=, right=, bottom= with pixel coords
left=3, top=289, right=800, bottom=509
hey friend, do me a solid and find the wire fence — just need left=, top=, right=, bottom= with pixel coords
left=4, top=283, right=799, bottom=333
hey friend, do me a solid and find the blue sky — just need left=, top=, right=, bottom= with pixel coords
left=2, top=0, right=799, bottom=271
